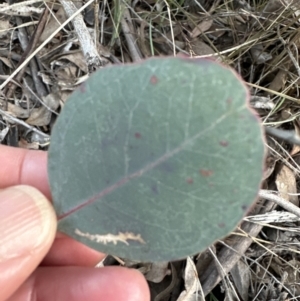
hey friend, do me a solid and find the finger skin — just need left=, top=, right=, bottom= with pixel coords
left=0, top=145, right=51, bottom=199
left=41, top=235, right=105, bottom=266
left=6, top=266, right=150, bottom=301
left=0, top=145, right=104, bottom=266
left=0, top=186, right=57, bottom=301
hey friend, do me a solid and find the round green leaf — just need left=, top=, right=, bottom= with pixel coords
left=48, top=57, right=264, bottom=262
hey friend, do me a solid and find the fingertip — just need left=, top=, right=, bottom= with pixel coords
left=120, top=267, right=151, bottom=301
left=104, top=267, right=150, bottom=301
left=12, top=266, right=151, bottom=301
left=0, top=185, right=57, bottom=300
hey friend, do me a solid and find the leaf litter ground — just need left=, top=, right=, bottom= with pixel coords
left=1, top=0, right=300, bottom=300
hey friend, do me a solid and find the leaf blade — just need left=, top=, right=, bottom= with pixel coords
left=48, top=57, right=264, bottom=261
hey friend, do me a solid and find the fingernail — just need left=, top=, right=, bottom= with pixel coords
left=0, top=185, right=57, bottom=262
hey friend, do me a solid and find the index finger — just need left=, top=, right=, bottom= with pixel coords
left=0, top=145, right=51, bottom=199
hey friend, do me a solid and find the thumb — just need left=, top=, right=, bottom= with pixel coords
left=0, top=185, right=57, bottom=301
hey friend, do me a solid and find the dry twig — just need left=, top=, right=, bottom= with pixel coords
left=265, top=126, right=300, bottom=146
left=259, top=189, right=300, bottom=218
left=59, top=0, right=102, bottom=71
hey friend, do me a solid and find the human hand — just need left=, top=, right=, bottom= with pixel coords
left=0, top=145, right=150, bottom=301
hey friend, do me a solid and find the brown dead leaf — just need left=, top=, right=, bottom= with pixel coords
left=38, top=72, right=55, bottom=86
left=196, top=247, right=214, bottom=275
left=275, top=164, right=298, bottom=206
left=145, top=262, right=170, bottom=283
left=18, top=138, right=39, bottom=149
left=263, top=156, right=277, bottom=180
left=190, top=19, right=213, bottom=39
left=291, top=119, right=300, bottom=156
left=268, top=257, right=300, bottom=296
left=177, top=257, right=202, bottom=301
left=153, top=262, right=178, bottom=301
left=39, top=7, right=67, bottom=43
left=60, top=90, right=72, bottom=103
left=0, top=19, right=11, bottom=38
left=59, top=51, right=88, bottom=73
left=56, top=64, right=78, bottom=84
left=268, top=67, right=290, bottom=93
left=137, top=22, right=151, bottom=58
left=6, top=102, right=30, bottom=119
left=0, top=56, right=13, bottom=69
left=26, top=93, right=60, bottom=126
left=190, top=39, right=215, bottom=56
left=205, top=22, right=226, bottom=40
left=250, top=44, right=272, bottom=64
left=262, top=0, right=284, bottom=19
left=152, top=25, right=181, bottom=44
left=282, top=259, right=300, bottom=295
left=231, top=260, right=250, bottom=301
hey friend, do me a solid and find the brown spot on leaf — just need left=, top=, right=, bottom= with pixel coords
left=200, top=169, right=213, bottom=177
left=218, top=222, right=225, bottom=228
left=186, top=177, right=193, bottom=184
left=135, top=132, right=141, bottom=139
left=150, top=75, right=158, bottom=85
left=219, top=140, right=228, bottom=147
left=227, top=98, right=232, bottom=105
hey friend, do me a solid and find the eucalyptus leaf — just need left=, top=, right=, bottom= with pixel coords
left=48, top=57, right=264, bottom=262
